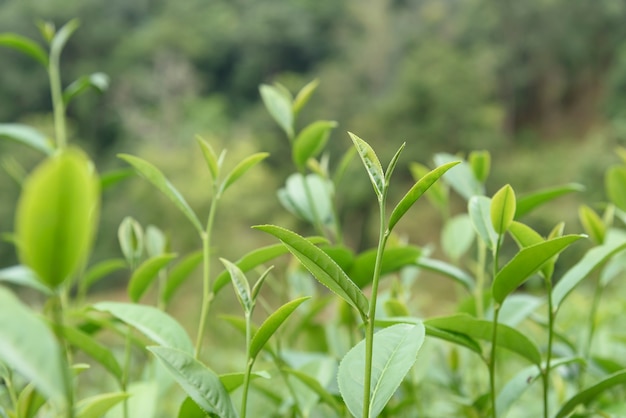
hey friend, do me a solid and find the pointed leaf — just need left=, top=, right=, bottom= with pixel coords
left=0, top=33, right=48, bottom=67
left=148, top=346, right=237, bottom=418
left=145, top=225, right=167, bottom=257
left=0, top=265, right=52, bottom=294
left=579, top=204, right=605, bottom=245
left=468, top=150, right=491, bottom=183
left=16, top=382, right=46, bottom=418
left=220, top=258, right=252, bottom=313
left=516, top=183, right=585, bottom=218
left=50, top=19, right=80, bottom=63
left=283, top=368, right=342, bottom=413
left=292, top=121, right=337, bottom=169
left=255, top=225, right=368, bottom=317
left=338, top=323, right=425, bottom=418
left=250, top=296, right=310, bottom=360
left=414, top=257, right=474, bottom=291
left=100, top=168, right=133, bottom=190
left=554, top=370, right=626, bottom=418
left=220, top=152, right=269, bottom=194
left=16, top=148, right=100, bottom=288
left=219, top=371, right=271, bottom=392
left=61, top=325, right=123, bottom=382
left=127, top=253, right=177, bottom=303
left=433, top=153, right=484, bottom=199
left=468, top=196, right=498, bottom=249
left=384, top=142, right=406, bottom=184
left=490, top=184, right=516, bottom=235
left=389, top=160, right=459, bottom=232
left=93, top=301, right=193, bottom=354
left=260, top=84, right=294, bottom=138
left=162, top=250, right=203, bottom=306
left=492, top=235, right=584, bottom=304
left=508, top=221, right=543, bottom=249
left=75, top=392, right=129, bottom=418
left=118, top=216, right=144, bottom=268
left=349, top=246, right=422, bottom=288
left=118, top=154, right=203, bottom=233
left=348, top=132, right=385, bottom=201
left=84, top=258, right=127, bottom=289
left=251, top=266, right=273, bottom=302
left=63, top=72, right=109, bottom=105
left=178, top=397, right=209, bottom=418
left=278, top=173, right=335, bottom=225
left=409, top=162, right=448, bottom=210
left=0, top=123, right=54, bottom=154
left=195, top=136, right=219, bottom=181
left=293, top=78, right=319, bottom=116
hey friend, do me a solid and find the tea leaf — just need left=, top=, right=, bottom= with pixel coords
left=75, top=392, right=129, bottom=418
left=0, top=287, right=66, bottom=407
left=441, top=214, right=475, bottom=262
left=338, top=323, right=425, bottom=418
left=195, top=136, right=219, bottom=181
left=178, top=397, right=209, bottom=418
left=220, top=152, right=269, bottom=194
left=94, top=302, right=193, bottom=354
left=161, top=250, right=203, bottom=306
left=606, top=166, right=626, bottom=212
left=220, top=258, right=252, bottom=314
left=16, top=148, right=100, bottom=288
left=0, top=265, right=52, bottom=294
left=100, top=168, right=133, bottom=190
left=118, top=154, right=203, bottom=233
left=148, top=346, right=237, bottom=418
left=251, top=266, right=273, bottom=302
left=508, top=221, right=543, bottom=249
left=0, top=123, right=53, bottom=154
left=492, top=235, right=584, bottom=304
left=349, top=246, right=422, bottom=288
left=83, top=258, right=126, bottom=290
left=515, top=183, right=585, bottom=218
left=255, top=225, right=368, bottom=317
left=552, top=230, right=626, bottom=310
left=219, top=371, right=270, bottom=392
left=292, top=120, right=337, bottom=170
left=61, top=325, right=123, bottom=383
left=63, top=72, right=109, bottom=105
left=50, top=19, right=80, bottom=63
left=348, top=132, right=385, bottom=201
left=0, top=33, right=48, bottom=67
left=278, top=173, right=335, bottom=225
left=414, top=257, right=475, bottom=291
left=283, top=368, right=342, bottom=413
left=433, top=153, right=484, bottom=200
left=118, top=216, right=144, bottom=268
left=145, top=225, right=167, bottom=257
left=127, top=253, right=177, bottom=303
left=468, top=196, right=498, bottom=249
left=468, top=150, right=491, bottom=183
left=554, top=370, right=626, bottom=418
left=578, top=204, right=605, bottom=245
left=388, top=160, right=459, bottom=232
left=384, top=142, right=406, bottom=184
left=293, top=78, right=319, bottom=116
left=16, top=382, right=45, bottom=418
left=250, top=296, right=310, bottom=360
left=409, top=162, right=448, bottom=211
left=260, top=84, right=294, bottom=139
left=490, top=184, right=516, bottom=235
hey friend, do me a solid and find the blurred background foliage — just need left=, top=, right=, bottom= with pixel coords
left=2, top=0, right=626, bottom=281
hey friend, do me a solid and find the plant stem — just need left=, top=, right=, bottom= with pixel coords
left=121, top=329, right=132, bottom=418
left=48, top=51, right=67, bottom=150
left=241, top=311, right=253, bottom=418
left=542, top=274, right=555, bottom=418
left=362, top=199, right=388, bottom=418
left=584, top=279, right=603, bottom=359
left=489, top=305, right=500, bottom=418
left=51, top=294, right=74, bottom=418
left=474, top=239, right=488, bottom=319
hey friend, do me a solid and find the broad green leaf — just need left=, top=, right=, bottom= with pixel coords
left=278, top=173, right=335, bottom=225
left=579, top=204, right=605, bottom=245
left=100, top=168, right=133, bottom=190
left=433, top=153, right=484, bottom=199
left=195, top=136, right=219, bottom=181
left=50, top=19, right=80, bottom=64
left=254, top=225, right=368, bottom=317
left=16, top=148, right=99, bottom=288
left=320, top=245, right=355, bottom=273
left=161, top=250, right=203, bottom=306
left=219, top=371, right=271, bottom=392
left=552, top=230, right=626, bottom=310
left=441, top=214, right=475, bottom=261
left=338, top=323, right=425, bottom=418
left=0, top=287, right=66, bottom=407
left=468, top=150, right=490, bottom=183
left=409, top=162, right=448, bottom=211
left=492, top=235, right=584, bottom=304
left=148, top=346, right=237, bottom=418
left=497, top=294, right=544, bottom=327
left=515, top=183, right=585, bottom=218
left=490, top=184, right=516, bottom=235
left=250, top=296, right=310, bottom=360
left=127, top=253, right=177, bottom=303
left=388, top=161, right=459, bottom=232
left=61, top=325, right=123, bottom=382
left=118, top=216, right=144, bottom=268
left=75, top=392, right=129, bottom=418
left=84, top=258, right=126, bottom=290
left=220, top=258, right=252, bottom=313
left=349, top=132, right=385, bottom=201
left=349, top=246, right=422, bottom=288
left=0, top=123, right=54, bottom=155
left=468, top=196, right=498, bottom=249
left=283, top=368, right=342, bottom=414
left=508, top=221, right=543, bottom=249
left=384, top=142, right=406, bottom=184
left=145, top=225, right=167, bottom=257
left=260, top=84, right=294, bottom=138
left=93, top=302, right=193, bottom=354
left=118, top=154, right=203, bottom=233
left=63, top=72, right=109, bottom=105
left=0, top=33, right=48, bottom=67
left=414, top=257, right=474, bottom=291
left=292, top=121, right=337, bottom=169
left=220, top=152, right=269, bottom=194
left=554, top=370, right=626, bottom=418
left=178, top=397, right=208, bottom=418
left=293, top=78, right=319, bottom=116
left=0, top=265, right=52, bottom=294
left=425, top=314, right=541, bottom=365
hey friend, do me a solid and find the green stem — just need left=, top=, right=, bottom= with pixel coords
left=241, top=312, right=253, bottom=418
left=584, top=280, right=603, bottom=359
left=543, top=274, right=555, bottom=418
left=48, top=51, right=67, bottom=150
left=362, top=199, right=388, bottom=418
left=489, top=305, right=500, bottom=418
left=474, top=238, right=488, bottom=319
left=51, top=295, right=74, bottom=418
left=121, top=329, right=132, bottom=418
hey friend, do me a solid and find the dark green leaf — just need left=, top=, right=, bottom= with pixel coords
left=127, top=253, right=176, bottom=303
left=178, top=397, right=209, bottom=418
left=555, top=370, right=626, bottom=418
left=219, top=371, right=270, bottom=392
left=0, top=33, right=48, bottom=67
left=162, top=250, right=203, bottom=306
left=349, top=246, right=422, bottom=288
left=516, top=183, right=585, bottom=218
left=100, top=168, right=134, bottom=190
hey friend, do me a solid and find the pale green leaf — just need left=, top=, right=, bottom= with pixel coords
left=516, top=183, right=585, bottom=218
left=468, top=196, right=498, bottom=249
left=75, top=392, right=129, bottom=418
left=348, top=246, right=421, bottom=288
left=579, top=204, right=605, bottom=245
left=50, top=19, right=79, bottom=63
left=384, top=142, right=406, bottom=184
left=414, top=257, right=475, bottom=291
left=118, top=216, right=143, bottom=268
left=348, top=132, right=385, bottom=201
left=219, top=371, right=270, bottom=392
left=260, top=84, right=294, bottom=138
left=61, top=325, right=123, bottom=382
left=195, top=136, right=219, bottom=181
left=161, top=250, right=203, bottom=306
left=433, top=153, right=484, bottom=199
left=468, top=150, right=490, bottom=183
left=0, top=123, right=54, bottom=154
left=293, top=78, right=319, bottom=116
left=84, top=258, right=127, bottom=290
left=145, top=225, right=167, bottom=257
left=220, top=152, right=269, bottom=194
left=127, top=253, right=177, bottom=303
left=555, top=370, right=626, bottom=418
left=441, top=214, right=475, bottom=261
left=220, top=258, right=252, bottom=314
left=490, top=184, right=516, bottom=235
left=0, top=265, right=52, bottom=294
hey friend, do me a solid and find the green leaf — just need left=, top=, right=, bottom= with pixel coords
left=441, top=214, right=475, bottom=261
left=250, top=296, right=310, bottom=360
left=552, top=230, right=626, bottom=310
left=16, top=382, right=46, bottom=418
left=50, top=19, right=80, bottom=64
left=251, top=266, right=273, bottom=302
left=195, top=136, right=219, bottom=181
left=293, top=78, right=319, bottom=116
left=292, top=121, right=337, bottom=169
left=348, top=132, right=385, bottom=201
left=409, top=162, right=448, bottom=211
left=220, top=258, right=252, bottom=314
left=84, top=258, right=126, bottom=290
left=260, top=84, right=294, bottom=139
left=384, top=142, right=406, bottom=185
left=490, top=184, right=516, bottom=235
left=514, top=183, right=585, bottom=218
left=16, top=148, right=100, bottom=288
left=468, top=196, right=498, bottom=249
left=255, top=225, right=368, bottom=317
left=220, top=152, right=269, bottom=194
left=100, top=168, right=134, bottom=190
left=0, top=33, right=48, bottom=67
left=554, top=370, right=626, bottom=418
left=468, top=150, right=491, bottom=183
left=579, top=204, right=606, bottom=245
left=148, top=346, right=237, bottom=418
left=389, top=160, right=459, bottom=232
left=606, top=166, right=626, bottom=212
left=433, top=153, right=484, bottom=200
left=93, top=301, right=193, bottom=354
left=0, top=265, right=52, bottom=294
left=75, top=392, right=129, bottom=418
left=0, top=287, right=66, bottom=407
left=492, top=235, right=584, bottom=304
left=127, top=253, right=176, bottom=303
left=425, top=314, right=542, bottom=365
left=178, top=397, right=208, bottom=418
left=283, top=368, right=342, bottom=414
left=414, top=257, right=475, bottom=291
left=145, top=225, right=167, bottom=257
left=63, top=72, right=109, bottom=105
left=338, top=323, right=425, bottom=418
left=349, top=246, right=422, bottom=288
left=0, top=123, right=54, bottom=155
left=278, top=173, right=335, bottom=225
left=161, top=250, right=203, bottom=306
left=219, top=371, right=270, bottom=392
left=61, top=325, right=123, bottom=383
left=118, top=154, right=203, bottom=233
left=508, top=221, right=544, bottom=248
left=118, top=216, right=144, bottom=268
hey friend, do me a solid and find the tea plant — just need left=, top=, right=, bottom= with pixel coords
left=1, top=20, right=626, bottom=418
